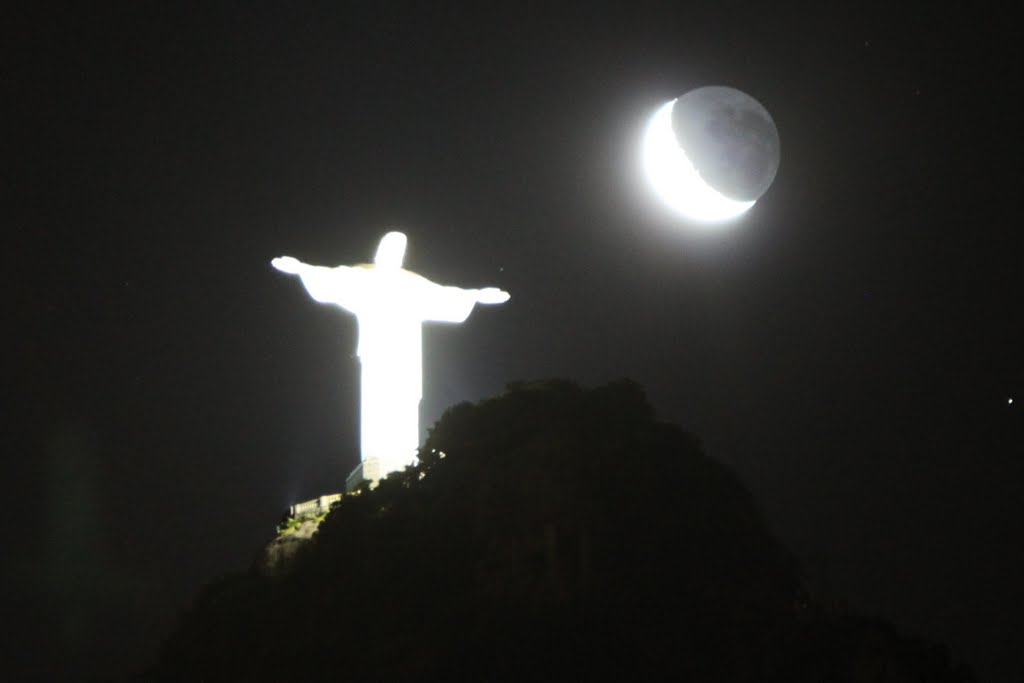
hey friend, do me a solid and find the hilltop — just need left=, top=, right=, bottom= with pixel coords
left=153, top=379, right=972, bottom=681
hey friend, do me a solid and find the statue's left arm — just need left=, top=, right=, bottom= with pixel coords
left=473, top=287, right=511, bottom=304
left=423, top=284, right=510, bottom=323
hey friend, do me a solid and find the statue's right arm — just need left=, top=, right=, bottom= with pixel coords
left=271, top=256, right=306, bottom=275
left=271, top=257, right=360, bottom=309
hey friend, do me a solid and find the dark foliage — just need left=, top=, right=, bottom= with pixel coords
left=153, top=379, right=972, bottom=681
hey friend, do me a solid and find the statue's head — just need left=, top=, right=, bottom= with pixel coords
left=375, top=231, right=407, bottom=270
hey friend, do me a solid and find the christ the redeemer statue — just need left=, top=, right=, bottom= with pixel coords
left=272, top=231, right=509, bottom=485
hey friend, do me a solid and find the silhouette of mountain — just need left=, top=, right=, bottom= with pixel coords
left=151, top=379, right=973, bottom=681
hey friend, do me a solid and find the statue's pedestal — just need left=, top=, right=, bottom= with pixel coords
left=346, top=457, right=383, bottom=491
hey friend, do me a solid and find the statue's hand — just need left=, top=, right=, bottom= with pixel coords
left=475, top=287, right=510, bottom=304
left=272, top=256, right=303, bottom=274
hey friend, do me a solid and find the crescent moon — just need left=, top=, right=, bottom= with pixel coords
left=642, top=99, right=755, bottom=223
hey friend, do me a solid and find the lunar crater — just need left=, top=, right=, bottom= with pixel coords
left=669, top=86, right=780, bottom=203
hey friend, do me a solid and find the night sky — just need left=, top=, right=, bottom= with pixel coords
left=6, top=4, right=1021, bottom=680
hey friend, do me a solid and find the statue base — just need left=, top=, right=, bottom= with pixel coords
left=346, top=457, right=384, bottom=491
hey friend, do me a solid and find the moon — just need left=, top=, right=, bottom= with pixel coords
left=642, top=86, right=780, bottom=223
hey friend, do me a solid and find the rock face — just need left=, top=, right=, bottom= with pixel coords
left=255, top=494, right=345, bottom=576
left=254, top=517, right=322, bottom=577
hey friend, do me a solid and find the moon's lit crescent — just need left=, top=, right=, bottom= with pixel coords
left=642, top=99, right=755, bottom=222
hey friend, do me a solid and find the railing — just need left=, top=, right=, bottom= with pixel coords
left=288, top=493, right=343, bottom=519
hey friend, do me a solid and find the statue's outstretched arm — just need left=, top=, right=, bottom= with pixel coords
left=472, top=287, right=510, bottom=305
left=271, top=256, right=306, bottom=275
left=423, top=284, right=510, bottom=323
left=271, top=257, right=360, bottom=309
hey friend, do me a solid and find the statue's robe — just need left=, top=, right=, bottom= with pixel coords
left=295, top=263, right=480, bottom=473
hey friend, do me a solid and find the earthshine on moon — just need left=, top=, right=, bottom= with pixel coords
left=643, top=86, right=780, bottom=223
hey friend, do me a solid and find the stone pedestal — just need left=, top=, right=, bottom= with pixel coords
left=346, top=457, right=383, bottom=491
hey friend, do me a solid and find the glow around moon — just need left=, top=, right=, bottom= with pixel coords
left=643, top=100, right=756, bottom=222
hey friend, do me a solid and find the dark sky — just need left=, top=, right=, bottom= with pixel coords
left=5, top=3, right=1021, bottom=680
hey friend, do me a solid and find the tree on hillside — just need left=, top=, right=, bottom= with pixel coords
left=153, top=379, right=973, bottom=681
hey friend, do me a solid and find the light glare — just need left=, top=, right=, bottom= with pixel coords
left=273, top=232, right=509, bottom=480
left=642, top=100, right=755, bottom=223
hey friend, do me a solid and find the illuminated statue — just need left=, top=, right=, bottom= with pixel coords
left=272, top=231, right=509, bottom=483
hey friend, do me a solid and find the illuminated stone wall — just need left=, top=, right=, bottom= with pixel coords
left=345, top=457, right=384, bottom=491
